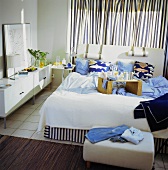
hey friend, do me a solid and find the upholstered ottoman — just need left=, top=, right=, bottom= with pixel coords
left=83, top=131, right=154, bottom=170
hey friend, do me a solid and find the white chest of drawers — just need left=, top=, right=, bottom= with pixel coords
left=0, top=65, right=52, bottom=128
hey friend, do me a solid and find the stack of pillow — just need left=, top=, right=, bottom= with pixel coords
left=75, top=58, right=155, bottom=80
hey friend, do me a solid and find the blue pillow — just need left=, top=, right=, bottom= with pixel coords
left=75, top=58, right=89, bottom=75
left=89, top=60, right=110, bottom=72
left=118, top=61, right=134, bottom=73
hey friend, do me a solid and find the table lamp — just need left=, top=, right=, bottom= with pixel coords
left=7, top=54, right=21, bottom=80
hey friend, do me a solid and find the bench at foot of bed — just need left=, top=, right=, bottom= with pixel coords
left=83, top=131, right=154, bottom=170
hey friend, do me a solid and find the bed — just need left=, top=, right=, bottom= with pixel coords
left=37, top=45, right=168, bottom=153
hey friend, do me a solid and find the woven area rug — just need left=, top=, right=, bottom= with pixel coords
left=0, top=136, right=128, bottom=170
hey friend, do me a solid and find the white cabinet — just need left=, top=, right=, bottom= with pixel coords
left=0, top=65, right=52, bottom=128
left=12, top=74, right=34, bottom=107
left=0, top=75, right=34, bottom=117
left=20, top=74, right=34, bottom=99
left=34, top=64, right=52, bottom=95
left=0, top=84, right=15, bottom=116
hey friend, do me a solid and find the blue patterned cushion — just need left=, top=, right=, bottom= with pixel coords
left=133, top=61, right=155, bottom=80
left=89, top=60, right=110, bottom=72
left=118, top=61, right=134, bottom=73
left=75, top=58, right=89, bottom=75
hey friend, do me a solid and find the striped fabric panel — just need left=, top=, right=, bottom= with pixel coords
left=44, top=126, right=167, bottom=154
left=154, top=138, right=168, bottom=154
left=44, top=126, right=89, bottom=144
left=69, top=0, right=168, bottom=77
left=70, top=0, right=167, bottom=48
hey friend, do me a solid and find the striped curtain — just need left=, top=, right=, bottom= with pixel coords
left=69, top=0, right=168, bottom=78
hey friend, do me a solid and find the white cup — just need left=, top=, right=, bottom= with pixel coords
left=128, top=72, right=134, bottom=80
left=124, top=72, right=129, bottom=80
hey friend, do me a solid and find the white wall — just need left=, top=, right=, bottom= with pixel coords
left=0, top=0, right=38, bottom=78
left=38, top=0, right=68, bottom=62
left=38, top=0, right=69, bottom=86
left=0, top=0, right=69, bottom=86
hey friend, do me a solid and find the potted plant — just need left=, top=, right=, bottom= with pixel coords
left=28, top=49, right=49, bottom=67
left=39, top=51, right=49, bottom=68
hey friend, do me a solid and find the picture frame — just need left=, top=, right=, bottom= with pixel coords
left=2, top=23, right=31, bottom=77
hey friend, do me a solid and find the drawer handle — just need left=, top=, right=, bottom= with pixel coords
left=43, top=77, right=46, bottom=79
left=20, top=92, right=24, bottom=95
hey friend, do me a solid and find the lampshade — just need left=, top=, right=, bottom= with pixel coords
left=7, top=54, right=21, bottom=68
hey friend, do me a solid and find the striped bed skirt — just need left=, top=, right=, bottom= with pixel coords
left=44, top=126, right=167, bottom=154
left=44, top=126, right=89, bottom=144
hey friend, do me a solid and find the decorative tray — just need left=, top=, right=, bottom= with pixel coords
left=23, top=66, right=37, bottom=72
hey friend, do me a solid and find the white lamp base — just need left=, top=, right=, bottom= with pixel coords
left=9, top=68, right=17, bottom=80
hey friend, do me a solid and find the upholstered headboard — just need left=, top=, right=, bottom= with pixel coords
left=76, top=44, right=165, bottom=77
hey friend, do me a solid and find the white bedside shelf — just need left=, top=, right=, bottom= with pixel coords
left=52, top=65, right=75, bottom=82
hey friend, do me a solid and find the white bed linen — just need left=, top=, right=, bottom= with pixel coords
left=37, top=73, right=168, bottom=139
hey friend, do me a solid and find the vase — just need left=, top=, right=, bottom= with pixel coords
left=40, top=59, right=45, bottom=68
left=44, top=58, right=47, bottom=66
left=34, top=59, right=40, bottom=67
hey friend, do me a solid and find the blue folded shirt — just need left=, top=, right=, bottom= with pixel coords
left=85, top=125, right=129, bottom=143
left=121, top=127, right=144, bottom=145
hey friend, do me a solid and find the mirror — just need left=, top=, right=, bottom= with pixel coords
left=2, top=23, right=31, bottom=78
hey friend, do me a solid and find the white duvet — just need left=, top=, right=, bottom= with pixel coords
left=37, top=72, right=168, bottom=139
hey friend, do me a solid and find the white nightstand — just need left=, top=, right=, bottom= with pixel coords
left=52, top=65, right=75, bottom=82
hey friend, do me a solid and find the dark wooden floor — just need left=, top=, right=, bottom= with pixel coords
left=0, top=136, right=129, bottom=170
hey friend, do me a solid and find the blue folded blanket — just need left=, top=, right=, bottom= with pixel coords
left=134, top=104, right=145, bottom=118
left=85, top=125, right=129, bottom=143
left=134, top=93, right=168, bottom=132
left=117, top=87, right=126, bottom=95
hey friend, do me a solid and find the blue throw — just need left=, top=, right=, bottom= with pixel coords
left=134, top=93, right=168, bottom=132
left=85, top=125, right=129, bottom=143
left=117, top=87, right=126, bottom=95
